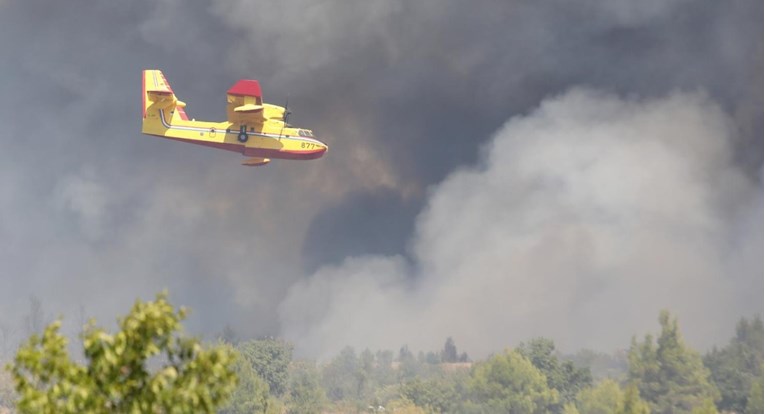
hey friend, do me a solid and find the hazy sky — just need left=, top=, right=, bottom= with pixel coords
left=0, top=0, right=761, bottom=359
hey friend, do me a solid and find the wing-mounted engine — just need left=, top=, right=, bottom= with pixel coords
left=263, top=104, right=287, bottom=121
left=226, top=79, right=265, bottom=125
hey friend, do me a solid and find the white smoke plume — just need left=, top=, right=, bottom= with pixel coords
left=278, top=89, right=762, bottom=358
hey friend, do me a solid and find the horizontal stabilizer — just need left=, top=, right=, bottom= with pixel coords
left=145, top=70, right=173, bottom=93
left=143, top=69, right=183, bottom=116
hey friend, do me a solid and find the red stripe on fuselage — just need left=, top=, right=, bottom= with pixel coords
left=147, top=135, right=327, bottom=160
left=244, top=147, right=327, bottom=160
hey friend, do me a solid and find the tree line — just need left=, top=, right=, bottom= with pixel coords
left=0, top=293, right=761, bottom=413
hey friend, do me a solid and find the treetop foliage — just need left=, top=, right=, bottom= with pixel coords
left=628, top=310, right=720, bottom=414
left=8, top=291, right=237, bottom=414
left=4, top=300, right=760, bottom=414
left=219, top=343, right=272, bottom=414
left=518, top=337, right=593, bottom=407
left=238, top=338, right=293, bottom=397
left=468, top=349, right=559, bottom=413
left=703, top=315, right=763, bottom=413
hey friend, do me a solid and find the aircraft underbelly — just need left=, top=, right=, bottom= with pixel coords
left=155, top=135, right=325, bottom=160
left=244, top=147, right=327, bottom=160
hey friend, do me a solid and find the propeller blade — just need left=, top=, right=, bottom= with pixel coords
left=283, top=96, right=291, bottom=123
left=278, top=96, right=292, bottom=139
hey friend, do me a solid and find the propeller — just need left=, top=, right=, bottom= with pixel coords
left=278, top=96, right=292, bottom=139
left=283, top=96, right=291, bottom=125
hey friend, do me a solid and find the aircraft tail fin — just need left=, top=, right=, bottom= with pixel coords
left=142, top=69, right=188, bottom=120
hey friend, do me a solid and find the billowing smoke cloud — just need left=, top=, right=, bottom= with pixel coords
left=278, top=89, right=762, bottom=358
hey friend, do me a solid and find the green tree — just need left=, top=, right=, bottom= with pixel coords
left=468, top=349, right=558, bottom=413
left=704, top=316, right=763, bottom=413
left=442, top=337, right=458, bottom=363
left=397, top=346, right=420, bottom=381
left=745, top=376, right=763, bottom=414
left=319, top=347, right=384, bottom=406
left=8, top=292, right=237, bottom=414
left=400, top=374, right=465, bottom=413
left=562, top=402, right=580, bottom=414
left=220, top=344, right=271, bottom=414
left=238, top=337, right=294, bottom=397
left=358, top=348, right=375, bottom=401
left=385, top=398, right=428, bottom=413
left=518, top=337, right=592, bottom=408
left=425, top=352, right=440, bottom=365
left=628, top=310, right=720, bottom=414
left=690, top=398, right=718, bottom=414
left=321, top=346, right=361, bottom=402
left=286, top=360, right=325, bottom=414
left=574, top=378, right=623, bottom=414
left=398, top=345, right=414, bottom=362
left=617, top=384, right=650, bottom=414
left=373, top=350, right=396, bottom=387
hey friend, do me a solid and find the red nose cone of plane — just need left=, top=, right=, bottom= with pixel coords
left=302, top=143, right=328, bottom=160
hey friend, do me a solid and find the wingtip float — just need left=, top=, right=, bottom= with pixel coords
left=141, top=70, right=328, bottom=167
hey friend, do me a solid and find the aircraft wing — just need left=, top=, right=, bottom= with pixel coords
left=225, top=79, right=263, bottom=124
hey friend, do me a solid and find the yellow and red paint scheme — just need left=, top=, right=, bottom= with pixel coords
left=141, top=70, right=328, bottom=166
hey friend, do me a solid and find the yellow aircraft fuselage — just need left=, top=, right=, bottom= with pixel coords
left=141, top=70, right=327, bottom=166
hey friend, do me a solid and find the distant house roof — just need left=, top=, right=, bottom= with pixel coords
left=227, top=79, right=262, bottom=97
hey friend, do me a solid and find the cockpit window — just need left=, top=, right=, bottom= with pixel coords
left=298, top=129, right=314, bottom=137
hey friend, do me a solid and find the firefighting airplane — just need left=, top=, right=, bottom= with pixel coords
left=141, top=70, right=328, bottom=166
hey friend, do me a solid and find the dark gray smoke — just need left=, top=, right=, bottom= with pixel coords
left=0, top=0, right=760, bottom=358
